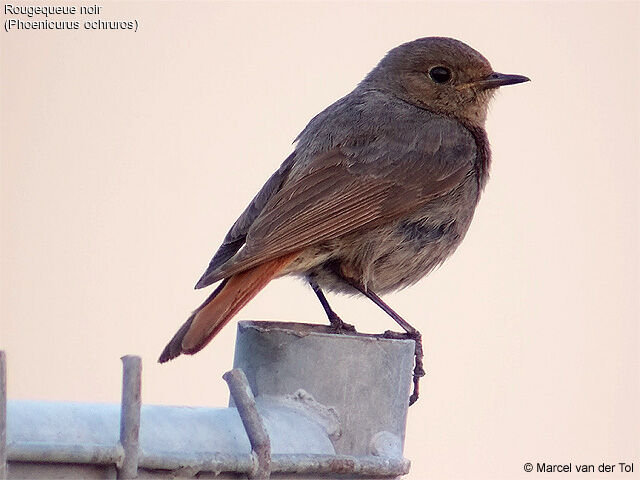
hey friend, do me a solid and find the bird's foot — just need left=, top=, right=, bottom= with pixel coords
left=383, top=330, right=425, bottom=406
left=328, top=312, right=357, bottom=333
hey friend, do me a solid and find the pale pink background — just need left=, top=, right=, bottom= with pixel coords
left=1, top=2, right=638, bottom=479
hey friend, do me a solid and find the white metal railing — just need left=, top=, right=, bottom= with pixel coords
left=1, top=321, right=415, bottom=479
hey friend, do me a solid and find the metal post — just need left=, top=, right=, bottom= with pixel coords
left=0, top=351, right=6, bottom=480
left=232, top=321, right=415, bottom=456
left=118, top=355, right=141, bottom=479
left=223, top=368, right=271, bottom=479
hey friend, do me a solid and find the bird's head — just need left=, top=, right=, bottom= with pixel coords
left=362, top=37, right=529, bottom=126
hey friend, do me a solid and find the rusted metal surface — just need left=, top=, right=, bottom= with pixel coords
left=7, top=442, right=123, bottom=465
left=270, top=454, right=410, bottom=476
left=7, top=443, right=409, bottom=477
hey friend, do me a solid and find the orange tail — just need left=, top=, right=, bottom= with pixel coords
left=158, top=252, right=297, bottom=363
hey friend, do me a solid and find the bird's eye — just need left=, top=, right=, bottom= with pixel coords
left=428, top=66, right=452, bottom=84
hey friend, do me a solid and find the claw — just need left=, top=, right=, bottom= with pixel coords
left=380, top=330, right=425, bottom=405
left=328, top=313, right=356, bottom=333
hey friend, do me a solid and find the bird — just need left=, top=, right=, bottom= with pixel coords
left=158, top=37, right=529, bottom=404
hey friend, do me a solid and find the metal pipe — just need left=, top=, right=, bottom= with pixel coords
left=233, top=321, right=415, bottom=456
left=139, top=452, right=409, bottom=476
left=139, top=451, right=253, bottom=474
left=270, top=454, right=410, bottom=476
left=7, top=442, right=409, bottom=477
left=6, top=399, right=335, bottom=459
left=119, top=355, right=141, bottom=478
left=4, top=329, right=414, bottom=478
left=7, top=442, right=123, bottom=465
left=223, top=368, right=271, bottom=479
left=0, top=352, right=6, bottom=480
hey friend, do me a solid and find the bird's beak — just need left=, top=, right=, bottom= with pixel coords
left=474, top=72, right=530, bottom=89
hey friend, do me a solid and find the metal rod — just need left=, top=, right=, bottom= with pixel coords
left=140, top=451, right=253, bottom=474
left=119, top=355, right=141, bottom=479
left=0, top=352, right=6, bottom=480
left=270, top=454, right=410, bottom=476
left=223, top=368, right=271, bottom=479
left=140, top=452, right=410, bottom=476
left=7, top=442, right=123, bottom=465
left=8, top=442, right=410, bottom=477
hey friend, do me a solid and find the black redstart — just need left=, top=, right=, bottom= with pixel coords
left=159, top=37, right=529, bottom=404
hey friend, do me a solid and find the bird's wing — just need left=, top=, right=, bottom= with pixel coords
left=197, top=121, right=477, bottom=285
left=195, top=152, right=297, bottom=288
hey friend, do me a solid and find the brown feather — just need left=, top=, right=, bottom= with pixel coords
left=180, top=252, right=299, bottom=355
left=201, top=150, right=471, bottom=283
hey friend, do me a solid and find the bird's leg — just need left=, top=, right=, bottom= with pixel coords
left=308, top=276, right=356, bottom=333
left=338, top=274, right=425, bottom=406
left=379, top=328, right=424, bottom=406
